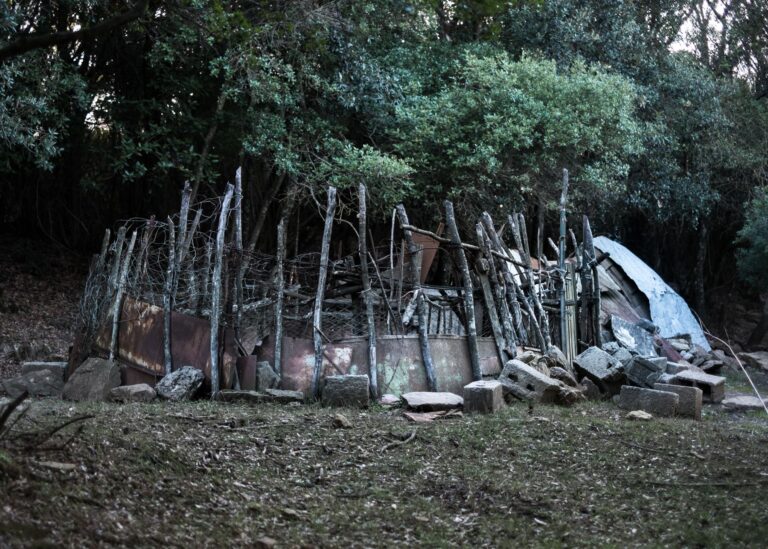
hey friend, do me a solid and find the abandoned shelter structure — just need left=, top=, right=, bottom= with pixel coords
left=68, top=169, right=712, bottom=402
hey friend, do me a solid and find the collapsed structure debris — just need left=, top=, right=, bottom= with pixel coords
left=42, top=167, right=738, bottom=419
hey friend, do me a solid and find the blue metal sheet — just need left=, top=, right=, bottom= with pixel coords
left=594, top=237, right=710, bottom=351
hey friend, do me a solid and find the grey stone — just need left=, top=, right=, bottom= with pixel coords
left=545, top=346, right=568, bottom=369
left=667, top=335, right=692, bottom=353
left=626, top=410, right=653, bottom=421
left=264, top=388, right=305, bottom=404
left=155, top=366, right=204, bottom=401
left=712, top=349, right=739, bottom=371
left=666, top=362, right=690, bottom=374
left=379, top=394, right=400, bottom=406
left=656, top=373, right=675, bottom=385
left=616, top=386, right=679, bottom=417
left=110, top=383, right=156, bottom=403
left=739, top=351, right=768, bottom=372
left=21, top=361, right=67, bottom=381
left=601, top=342, right=621, bottom=354
left=722, top=395, right=766, bottom=412
left=670, top=370, right=725, bottom=403
left=574, top=347, right=625, bottom=393
left=549, top=366, right=578, bottom=387
left=625, top=356, right=667, bottom=387
left=654, top=383, right=703, bottom=420
left=498, top=360, right=561, bottom=404
left=216, top=390, right=267, bottom=404
left=62, top=358, right=121, bottom=401
left=322, top=375, right=370, bottom=408
left=611, top=315, right=657, bottom=356
left=0, top=369, right=64, bottom=398
left=463, top=380, right=504, bottom=414
left=401, top=391, right=463, bottom=411
left=516, top=350, right=541, bottom=364
left=580, top=378, right=602, bottom=400
left=254, top=361, right=280, bottom=391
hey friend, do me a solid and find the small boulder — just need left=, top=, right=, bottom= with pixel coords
left=739, top=351, right=768, bottom=372
left=1, top=369, right=63, bottom=398
left=62, top=358, right=120, bottom=402
left=155, top=366, right=204, bottom=401
left=574, top=347, right=625, bottom=394
left=549, top=366, right=578, bottom=387
left=580, top=377, right=602, bottom=400
left=322, top=375, right=370, bottom=408
left=626, top=410, right=653, bottom=421
left=401, top=392, right=463, bottom=412
left=254, top=361, right=280, bottom=391
left=264, top=388, right=305, bottom=404
left=379, top=394, right=400, bottom=406
left=110, top=383, right=156, bottom=403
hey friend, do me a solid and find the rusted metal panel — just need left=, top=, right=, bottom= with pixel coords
left=262, top=334, right=501, bottom=396
left=94, top=296, right=236, bottom=389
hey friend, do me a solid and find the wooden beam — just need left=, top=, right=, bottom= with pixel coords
left=358, top=184, right=378, bottom=398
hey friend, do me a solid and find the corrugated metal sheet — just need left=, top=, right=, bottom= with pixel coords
left=593, top=237, right=710, bottom=351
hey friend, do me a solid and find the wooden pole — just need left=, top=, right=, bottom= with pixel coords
left=558, top=169, right=569, bottom=353
left=210, top=184, right=235, bottom=396
left=396, top=204, right=437, bottom=391
left=107, top=226, right=127, bottom=295
left=311, top=187, right=337, bottom=399
left=443, top=201, right=481, bottom=381
left=109, top=230, right=137, bottom=361
left=358, top=184, right=379, bottom=398
left=163, top=218, right=176, bottom=375
left=274, top=216, right=287, bottom=380
left=475, top=226, right=509, bottom=368
left=582, top=216, right=602, bottom=347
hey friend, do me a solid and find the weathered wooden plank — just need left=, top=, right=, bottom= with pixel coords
left=358, top=184, right=378, bottom=398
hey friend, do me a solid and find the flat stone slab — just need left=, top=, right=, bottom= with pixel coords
left=264, top=388, right=305, bottom=404
left=654, top=383, right=702, bottom=420
left=110, top=383, right=156, bottom=403
left=21, top=361, right=67, bottom=380
left=217, top=389, right=305, bottom=405
left=1, top=369, right=64, bottom=398
left=611, top=315, right=657, bottom=356
left=63, top=358, right=120, bottom=402
left=670, top=369, right=725, bottom=403
left=722, top=395, right=767, bottom=412
left=616, top=386, right=679, bottom=417
left=401, top=392, right=463, bottom=411
left=323, top=375, right=370, bottom=408
left=463, top=380, right=504, bottom=414
left=739, top=351, right=768, bottom=372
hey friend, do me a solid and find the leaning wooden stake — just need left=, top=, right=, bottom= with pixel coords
left=232, top=168, right=245, bottom=351
left=444, top=201, right=481, bottom=381
left=109, top=230, right=137, bottom=361
left=475, top=224, right=512, bottom=368
left=274, top=216, right=287, bottom=380
left=210, top=184, right=235, bottom=397
left=396, top=204, right=437, bottom=391
left=108, top=226, right=127, bottom=295
left=358, top=184, right=379, bottom=398
left=557, top=169, right=570, bottom=355
left=583, top=216, right=602, bottom=347
left=311, top=187, right=337, bottom=399
left=163, top=218, right=176, bottom=375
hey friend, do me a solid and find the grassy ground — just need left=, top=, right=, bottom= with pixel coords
left=1, top=397, right=767, bottom=548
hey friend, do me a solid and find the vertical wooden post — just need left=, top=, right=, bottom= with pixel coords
left=475, top=225, right=509, bottom=368
left=233, top=167, right=244, bottom=346
left=396, top=204, right=437, bottom=391
left=199, top=240, right=213, bottom=317
left=110, top=230, right=137, bottom=361
left=210, top=184, right=235, bottom=397
left=558, top=168, right=570, bottom=354
left=443, top=201, right=481, bottom=382
left=582, top=216, right=602, bottom=347
left=274, top=216, right=287, bottom=380
left=96, top=229, right=111, bottom=274
left=311, top=187, right=337, bottom=400
left=108, top=226, right=127, bottom=295
left=163, top=218, right=176, bottom=375
left=358, top=184, right=378, bottom=398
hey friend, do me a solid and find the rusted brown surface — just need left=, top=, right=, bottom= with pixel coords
left=259, top=334, right=501, bottom=396
left=94, top=296, right=236, bottom=389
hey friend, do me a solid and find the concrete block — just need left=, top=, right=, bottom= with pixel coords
left=574, top=347, right=625, bottom=393
left=401, top=392, right=463, bottom=411
left=110, top=383, right=156, bottom=403
left=498, top=360, right=561, bottom=403
left=463, top=380, right=504, bottom=414
left=323, top=375, right=370, bottom=408
left=62, top=358, right=121, bottom=402
left=616, top=386, right=679, bottom=417
left=21, top=361, right=67, bottom=381
left=653, top=383, right=702, bottom=420
left=255, top=361, right=280, bottom=391
left=670, top=370, right=725, bottom=403
left=625, top=356, right=666, bottom=387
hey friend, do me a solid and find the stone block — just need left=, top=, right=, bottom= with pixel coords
left=581, top=378, right=602, bottom=400
left=722, top=395, right=766, bottom=412
left=463, top=380, right=504, bottom=414
left=264, top=388, right=305, bottom=404
left=670, top=370, right=725, bottom=403
left=62, top=358, right=121, bottom=402
left=401, top=392, right=463, bottom=411
left=0, top=368, right=63, bottom=398
left=254, top=361, right=280, bottom=391
left=322, top=375, right=370, bottom=408
left=156, top=366, right=204, bottom=401
left=498, top=360, right=561, bottom=403
left=574, top=347, right=625, bottom=393
left=653, top=383, right=702, bottom=420
left=21, top=361, right=67, bottom=381
left=739, top=351, right=768, bottom=372
left=110, top=383, right=156, bottom=403
left=549, top=366, right=578, bottom=387
left=625, top=356, right=666, bottom=387
left=611, top=315, right=657, bottom=356
left=616, top=386, right=679, bottom=417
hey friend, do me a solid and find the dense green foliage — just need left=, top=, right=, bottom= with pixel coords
left=737, top=189, right=768, bottom=289
left=0, top=0, right=766, bottom=306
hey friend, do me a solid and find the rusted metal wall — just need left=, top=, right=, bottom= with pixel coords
left=93, top=297, right=237, bottom=389
left=257, top=334, right=501, bottom=396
